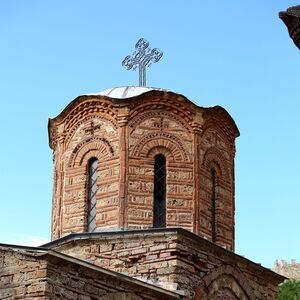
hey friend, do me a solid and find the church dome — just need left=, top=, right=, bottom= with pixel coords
left=88, top=86, right=168, bottom=99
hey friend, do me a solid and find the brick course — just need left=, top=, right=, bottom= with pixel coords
left=44, top=228, right=284, bottom=299
left=0, top=245, right=181, bottom=299
left=48, top=90, right=239, bottom=251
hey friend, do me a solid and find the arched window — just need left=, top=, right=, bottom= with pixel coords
left=153, top=154, right=166, bottom=228
left=87, top=158, right=98, bottom=232
left=211, top=168, right=217, bottom=242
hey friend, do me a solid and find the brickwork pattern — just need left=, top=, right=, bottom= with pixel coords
left=48, top=229, right=284, bottom=299
left=49, top=91, right=239, bottom=251
left=0, top=246, right=181, bottom=300
left=128, top=108, right=194, bottom=231
left=0, top=248, right=48, bottom=299
left=199, top=128, right=235, bottom=248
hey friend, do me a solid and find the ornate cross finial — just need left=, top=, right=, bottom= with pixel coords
left=122, top=38, right=163, bottom=87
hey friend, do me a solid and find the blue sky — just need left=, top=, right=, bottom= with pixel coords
left=0, top=1, right=299, bottom=268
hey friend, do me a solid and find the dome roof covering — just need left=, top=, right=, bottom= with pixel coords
left=89, top=86, right=168, bottom=99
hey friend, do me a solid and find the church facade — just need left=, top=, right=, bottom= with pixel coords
left=0, top=87, right=284, bottom=299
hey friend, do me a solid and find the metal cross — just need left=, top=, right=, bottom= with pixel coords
left=122, top=38, right=163, bottom=87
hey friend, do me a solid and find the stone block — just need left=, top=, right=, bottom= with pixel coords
left=146, top=254, right=158, bottom=261
left=150, top=244, right=167, bottom=252
left=26, top=282, right=46, bottom=293
left=131, top=247, right=147, bottom=255
left=0, top=275, right=12, bottom=285
left=100, top=244, right=113, bottom=252
left=84, top=283, right=99, bottom=295
left=0, top=288, right=13, bottom=299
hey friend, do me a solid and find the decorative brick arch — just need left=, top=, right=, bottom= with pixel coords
left=128, top=94, right=195, bottom=128
left=202, top=147, right=231, bottom=183
left=195, top=265, right=254, bottom=300
left=147, top=146, right=174, bottom=161
left=129, top=109, right=192, bottom=133
left=68, top=136, right=114, bottom=167
left=64, top=115, right=117, bottom=148
left=199, top=144, right=234, bottom=249
left=131, top=132, right=190, bottom=162
left=202, top=106, right=239, bottom=146
left=64, top=99, right=118, bottom=132
left=201, top=127, right=233, bottom=155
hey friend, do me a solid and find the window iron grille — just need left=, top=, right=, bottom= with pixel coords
left=211, top=168, right=217, bottom=243
left=153, top=154, right=166, bottom=228
left=87, top=158, right=98, bottom=232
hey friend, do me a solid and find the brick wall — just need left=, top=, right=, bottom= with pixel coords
left=199, top=126, right=235, bottom=249
left=0, top=245, right=181, bottom=299
left=46, top=228, right=284, bottom=299
left=49, top=91, right=239, bottom=250
left=58, top=113, right=120, bottom=237
left=0, top=247, right=48, bottom=299
left=127, top=107, right=194, bottom=231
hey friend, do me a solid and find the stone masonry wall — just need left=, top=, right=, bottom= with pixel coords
left=48, top=229, right=284, bottom=299
left=0, top=245, right=180, bottom=300
left=46, top=251, right=179, bottom=299
left=273, top=259, right=300, bottom=279
left=0, top=247, right=48, bottom=299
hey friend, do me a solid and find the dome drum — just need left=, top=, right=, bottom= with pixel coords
left=48, top=87, right=239, bottom=251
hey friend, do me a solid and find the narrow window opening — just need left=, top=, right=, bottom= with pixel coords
left=87, top=158, right=98, bottom=232
left=153, top=154, right=166, bottom=228
left=211, top=168, right=217, bottom=242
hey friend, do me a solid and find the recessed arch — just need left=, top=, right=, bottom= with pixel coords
left=64, top=115, right=117, bottom=148
left=68, top=136, right=114, bottom=168
left=202, top=147, right=230, bottom=182
left=128, top=95, right=195, bottom=129
left=147, top=146, right=174, bottom=161
left=202, top=106, right=240, bottom=144
left=63, top=99, right=118, bottom=132
left=129, top=109, right=193, bottom=133
left=131, top=132, right=190, bottom=162
left=195, top=265, right=254, bottom=300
